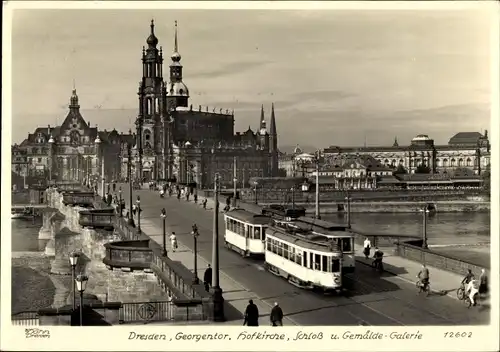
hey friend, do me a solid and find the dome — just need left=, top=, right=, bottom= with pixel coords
left=412, top=134, right=431, bottom=142
left=166, top=81, right=189, bottom=97
left=48, top=135, right=55, bottom=143
left=146, top=20, right=158, bottom=47
left=171, top=51, right=181, bottom=62
left=293, top=144, right=303, bottom=154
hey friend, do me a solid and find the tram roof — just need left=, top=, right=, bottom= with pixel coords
left=268, top=225, right=342, bottom=253
left=296, top=217, right=348, bottom=231
left=224, top=208, right=272, bottom=225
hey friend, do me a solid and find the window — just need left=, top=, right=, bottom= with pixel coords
left=342, top=238, right=352, bottom=252
left=322, top=255, right=329, bottom=272
left=277, top=241, right=283, bottom=257
left=309, top=252, right=314, bottom=269
left=314, top=254, right=321, bottom=271
left=303, top=251, right=308, bottom=267
left=253, top=226, right=260, bottom=240
left=266, top=239, right=272, bottom=251
left=466, top=158, right=472, bottom=167
left=283, top=244, right=289, bottom=260
left=272, top=239, right=277, bottom=254
left=331, top=259, right=340, bottom=273
left=261, top=228, right=266, bottom=241
left=37, top=158, right=42, bottom=163
left=294, top=250, right=302, bottom=265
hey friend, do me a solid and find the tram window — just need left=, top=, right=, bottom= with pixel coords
left=261, top=228, right=266, bottom=240
left=322, top=255, right=329, bottom=272
left=309, top=253, right=314, bottom=269
left=266, top=239, right=272, bottom=251
left=342, top=238, right=352, bottom=252
left=272, top=239, right=277, bottom=254
left=289, top=247, right=295, bottom=262
left=314, top=254, right=321, bottom=270
left=331, top=259, right=340, bottom=273
left=277, top=241, right=283, bottom=257
left=254, top=227, right=260, bottom=239
left=283, top=244, right=289, bottom=260
left=303, top=251, right=308, bottom=267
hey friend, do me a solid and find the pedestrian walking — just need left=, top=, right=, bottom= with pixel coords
left=132, top=203, right=137, bottom=216
left=243, top=299, right=259, bottom=326
left=194, top=193, right=198, bottom=204
left=270, top=302, right=283, bottom=326
left=202, top=198, right=207, bottom=210
left=203, top=264, right=212, bottom=292
left=479, top=268, right=488, bottom=296
left=169, top=232, right=178, bottom=252
left=363, top=237, right=371, bottom=259
left=112, top=182, right=116, bottom=192
left=106, top=193, right=112, bottom=206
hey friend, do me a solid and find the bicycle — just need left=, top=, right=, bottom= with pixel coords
left=457, top=284, right=466, bottom=300
left=463, top=292, right=479, bottom=308
left=416, top=279, right=431, bottom=296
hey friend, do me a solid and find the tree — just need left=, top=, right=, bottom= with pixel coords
left=394, top=164, right=407, bottom=175
left=415, top=165, right=431, bottom=174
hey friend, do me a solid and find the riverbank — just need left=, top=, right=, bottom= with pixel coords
left=267, top=201, right=490, bottom=213
left=12, top=252, right=72, bottom=314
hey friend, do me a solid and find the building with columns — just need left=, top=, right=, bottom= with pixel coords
left=323, top=132, right=490, bottom=176
left=123, top=20, right=279, bottom=188
left=12, top=89, right=132, bottom=187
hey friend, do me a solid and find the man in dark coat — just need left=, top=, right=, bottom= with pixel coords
left=270, top=302, right=284, bottom=326
left=203, top=264, right=212, bottom=292
left=243, top=299, right=259, bottom=326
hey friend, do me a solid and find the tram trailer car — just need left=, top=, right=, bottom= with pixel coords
left=265, top=221, right=344, bottom=293
left=295, top=217, right=355, bottom=274
left=223, top=208, right=272, bottom=257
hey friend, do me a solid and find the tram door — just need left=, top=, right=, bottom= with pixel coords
left=246, top=225, right=251, bottom=250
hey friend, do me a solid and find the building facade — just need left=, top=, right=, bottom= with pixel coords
left=123, top=20, right=278, bottom=188
left=322, top=133, right=490, bottom=176
left=12, top=89, right=132, bottom=187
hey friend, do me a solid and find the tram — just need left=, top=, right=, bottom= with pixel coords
left=295, top=217, right=356, bottom=274
left=223, top=208, right=272, bottom=257
left=265, top=220, right=345, bottom=293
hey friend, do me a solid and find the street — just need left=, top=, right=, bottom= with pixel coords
left=118, top=185, right=490, bottom=326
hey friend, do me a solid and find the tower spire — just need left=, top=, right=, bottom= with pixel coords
left=259, top=104, right=265, bottom=131
left=269, top=103, right=276, bottom=136
left=174, top=20, right=178, bottom=53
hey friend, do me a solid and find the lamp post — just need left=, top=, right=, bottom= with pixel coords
left=210, top=173, right=225, bottom=321
left=75, top=274, right=88, bottom=326
left=345, top=193, right=351, bottom=228
left=233, top=156, right=238, bottom=207
left=161, top=208, right=167, bottom=256
left=127, top=143, right=135, bottom=227
left=314, top=150, right=322, bottom=220
left=421, top=204, right=430, bottom=249
left=69, top=252, right=80, bottom=310
left=192, top=224, right=200, bottom=284
left=136, top=195, right=141, bottom=234
left=253, top=181, right=258, bottom=205
left=291, top=186, right=296, bottom=210
left=118, top=187, right=123, bottom=217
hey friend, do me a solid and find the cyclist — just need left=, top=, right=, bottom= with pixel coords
left=417, top=264, right=430, bottom=292
left=466, top=278, right=480, bottom=306
left=372, top=247, right=383, bottom=270
left=461, top=269, right=475, bottom=286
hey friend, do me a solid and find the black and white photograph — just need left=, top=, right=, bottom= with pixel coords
left=2, top=1, right=498, bottom=351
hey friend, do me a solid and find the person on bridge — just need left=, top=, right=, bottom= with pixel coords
left=112, top=182, right=116, bottom=192
left=194, top=193, right=198, bottom=204
left=203, top=264, right=212, bottom=292
left=461, top=269, right=475, bottom=285
left=466, top=279, right=480, bottom=306
left=417, top=264, right=430, bottom=292
left=202, top=198, right=207, bottom=210
left=372, top=247, right=384, bottom=269
left=243, top=299, right=259, bottom=326
left=270, top=302, right=284, bottom=326
left=170, top=232, right=178, bottom=252
left=363, top=238, right=372, bottom=259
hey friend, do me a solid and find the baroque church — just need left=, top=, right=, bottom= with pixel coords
left=122, top=20, right=279, bottom=188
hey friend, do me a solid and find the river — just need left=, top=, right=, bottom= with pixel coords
left=11, top=211, right=490, bottom=253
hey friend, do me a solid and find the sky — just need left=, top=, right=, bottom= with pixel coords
left=8, top=5, right=494, bottom=149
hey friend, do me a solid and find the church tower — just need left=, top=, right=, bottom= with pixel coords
left=166, top=21, right=189, bottom=110
left=136, top=19, right=164, bottom=179
left=258, top=105, right=269, bottom=150
left=269, top=103, right=279, bottom=176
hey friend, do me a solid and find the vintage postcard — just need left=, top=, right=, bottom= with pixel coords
left=1, top=1, right=498, bottom=351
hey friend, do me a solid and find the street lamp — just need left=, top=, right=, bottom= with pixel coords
left=75, top=274, right=89, bottom=326
left=127, top=143, right=135, bottom=227
left=253, top=181, right=258, bottom=205
left=421, top=204, right=430, bottom=249
left=192, top=224, right=200, bottom=284
left=161, top=208, right=167, bottom=256
left=118, top=187, right=123, bottom=217
left=136, top=195, right=141, bottom=234
left=69, top=252, right=80, bottom=310
left=210, top=173, right=225, bottom=321
left=314, top=150, right=323, bottom=220
left=345, top=193, right=352, bottom=228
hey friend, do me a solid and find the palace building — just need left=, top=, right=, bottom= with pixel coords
left=122, top=20, right=278, bottom=188
left=11, top=89, right=130, bottom=188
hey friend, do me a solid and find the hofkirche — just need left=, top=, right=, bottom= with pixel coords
left=11, top=20, right=279, bottom=189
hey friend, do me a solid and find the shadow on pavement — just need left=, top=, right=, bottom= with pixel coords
left=223, top=300, right=244, bottom=322
left=355, top=255, right=410, bottom=276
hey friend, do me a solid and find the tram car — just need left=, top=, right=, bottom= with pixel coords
left=265, top=220, right=345, bottom=293
left=295, top=217, right=355, bottom=274
left=223, top=208, right=272, bottom=257
left=262, top=205, right=307, bottom=221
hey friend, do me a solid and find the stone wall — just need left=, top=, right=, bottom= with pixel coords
left=43, top=188, right=168, bottom=306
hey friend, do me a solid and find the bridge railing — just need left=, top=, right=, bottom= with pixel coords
left=11, top=311, right=40, bottom=326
